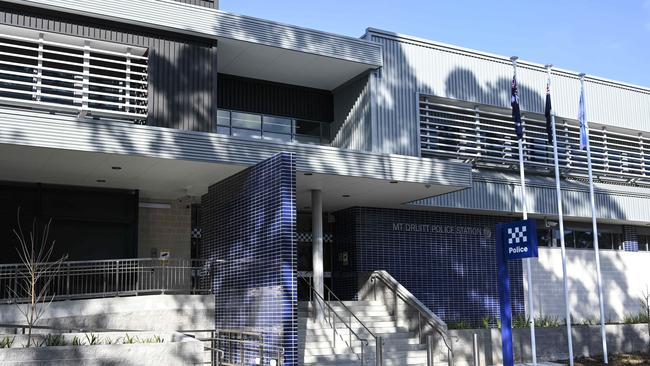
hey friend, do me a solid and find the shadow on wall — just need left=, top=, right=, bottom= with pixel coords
left=147, top=43, right=215, bottom=133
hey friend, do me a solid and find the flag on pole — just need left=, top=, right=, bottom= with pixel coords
left=544, top=80, right=553, bottom=144
left=511, top=75, right=523, bottom=140
left=578, top=83, right=588, bottom=150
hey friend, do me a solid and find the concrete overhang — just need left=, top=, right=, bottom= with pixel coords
left=0, top=107, right=472, bottom=211
left=5, top=0, right=383, bottom=90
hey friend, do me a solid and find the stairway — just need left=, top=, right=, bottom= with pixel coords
left=298, top=300, right=435, bottom=366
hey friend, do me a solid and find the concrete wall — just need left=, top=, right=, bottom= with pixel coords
left=138, top=198, right=192, bottom=260
left=524, top=248, right=650, bottom=323
left=449, top=324, right=649, bottom=366
left=0, top=295, right=214, bottom=331
left=0, top=332, right=203, bottom=365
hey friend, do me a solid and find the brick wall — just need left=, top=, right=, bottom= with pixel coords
left=333, top=207, right=525, bottom=326
left=138, top=198, right=192, bottom=260
left=201, top=152, right=297, bottom=365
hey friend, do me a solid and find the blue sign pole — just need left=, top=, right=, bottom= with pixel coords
left=496, top=222, right=514, bottom=366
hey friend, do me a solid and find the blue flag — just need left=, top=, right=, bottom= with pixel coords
left=578, top=83, right=588, bottom=150
left=511, top=75, right=523, bottom=140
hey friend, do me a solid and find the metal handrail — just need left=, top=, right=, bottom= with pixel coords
left=369, top=270, right=454, bottom=365
left=0, top=258, right=212, bottom=303
left=297, top=272, right=371, bottom=364
left=299, top=272, right=377, bottom=341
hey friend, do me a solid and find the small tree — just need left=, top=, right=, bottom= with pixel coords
left=8, top=209, right=67, bottom=347
left=642, top=285, right=650, bottom=353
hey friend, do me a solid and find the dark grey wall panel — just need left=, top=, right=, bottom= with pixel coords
left=173, top=0, right=216, bottom=8
left=0, top=4, right=217, bottom=132
left=217, top=73, right=333, bottom=122
left=331, top=73, right=372, bottom=151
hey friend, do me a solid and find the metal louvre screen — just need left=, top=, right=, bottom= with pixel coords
left=420, top=95, right=649, bottom=184
left=0, top=25, right=148, bottom=122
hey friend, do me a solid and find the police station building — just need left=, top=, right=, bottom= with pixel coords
left=0, top=0, right=649, bottom=364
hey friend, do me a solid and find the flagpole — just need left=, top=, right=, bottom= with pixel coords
left=511, top=55, right=537, bottom=366
left=580, top=73, right=609, bottom=364
left=546, top=64, right=574, bottom=366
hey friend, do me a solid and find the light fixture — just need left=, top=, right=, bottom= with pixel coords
left=342, top=194, right=350, bottom=198
left=96, top=179, right=106, bottom=183
left=389, top=180, right=398, bottom=184
left=304, top=172, right=313, bottom=176
left=139, top=202, right=172, bottom=209
left=111, top=166, right=122, bottom=170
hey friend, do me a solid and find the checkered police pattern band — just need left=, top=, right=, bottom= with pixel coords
left=507, top=226, right=527, bottom=245
left=201, top=152, right=297, bottom=365
left=295, top=232, right=333, bottom=243
left=333, top=207, right=525, bottom=327
left=191, top=227, right=202, bottom=238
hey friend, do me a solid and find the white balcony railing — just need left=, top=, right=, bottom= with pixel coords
left=0, top=27, right=148, bottom=121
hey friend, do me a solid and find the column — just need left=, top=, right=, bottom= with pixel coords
left=311, top=190, right=324, bottom=301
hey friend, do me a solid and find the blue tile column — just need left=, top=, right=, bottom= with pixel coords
left=623, top=226, right=639, bottom=252
left=201, top=152, right=297, bottom=365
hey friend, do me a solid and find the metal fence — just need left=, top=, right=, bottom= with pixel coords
left=0, top=258, right=212, bottom=303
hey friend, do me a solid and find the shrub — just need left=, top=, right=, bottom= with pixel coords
left=0, top=336, right=14, bottom=349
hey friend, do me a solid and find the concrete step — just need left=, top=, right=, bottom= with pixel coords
left=299, top=300, right=436, bottom=366
left=301, top=350, right=430, bottom=365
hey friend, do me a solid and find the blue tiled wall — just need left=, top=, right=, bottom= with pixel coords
left=623, top=225, right=639, bottom=252
left=333, top=207, right=525, bottom=326
left=201, top=152, right=297, bottom=365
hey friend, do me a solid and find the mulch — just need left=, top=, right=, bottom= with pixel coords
left=557, top=353, right=650, bottom=365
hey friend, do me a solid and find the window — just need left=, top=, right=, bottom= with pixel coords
left=215, top=108, right=330, bottom=145
left=637, top=235, right=650, bottom=251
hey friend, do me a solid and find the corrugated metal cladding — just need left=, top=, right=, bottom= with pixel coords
left=217, top=74, right=332, bottom=122
left=0, top=106, right=473, bottom=186
left=331, top=73, right=372, bottom=151
left=368, top=30, right=650, bottom=156
left=0, top=4, right=217, bottom=132
left=7, top=0, right=382, bottom=66
left=413, top=174, right=650, bottom=223
left=173, top=0, right=216, bottom=8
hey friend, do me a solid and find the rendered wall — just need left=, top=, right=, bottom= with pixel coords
left=333, top=207, right=525, bottom=325
left=0, top=294, right=214, bottom=331
left=524, top=248, right=650, bottom=323
left=201, top=152, right=297, bottom=365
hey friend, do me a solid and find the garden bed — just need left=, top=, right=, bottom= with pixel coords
left=557, top=353, right=650, bottom=365
left=0, top=331, right=204, bottom=365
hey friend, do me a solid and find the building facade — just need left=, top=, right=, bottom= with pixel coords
left=1, top=0, right=649, bottom=363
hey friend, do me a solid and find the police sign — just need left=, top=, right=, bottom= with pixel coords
left=500, top=219, right=538, bottom=260
left=495, top=218, right=539, bottom=366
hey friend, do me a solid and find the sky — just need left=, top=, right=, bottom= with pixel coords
left=220, top=0, right=650, bottom=88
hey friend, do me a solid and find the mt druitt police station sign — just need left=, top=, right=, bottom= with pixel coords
left=392, top=222, right=491, bottom=238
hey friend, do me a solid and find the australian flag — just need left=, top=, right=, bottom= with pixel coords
left=544, top=80, right=553, bottom=144
left=511, top=75, right=523, bottom=140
